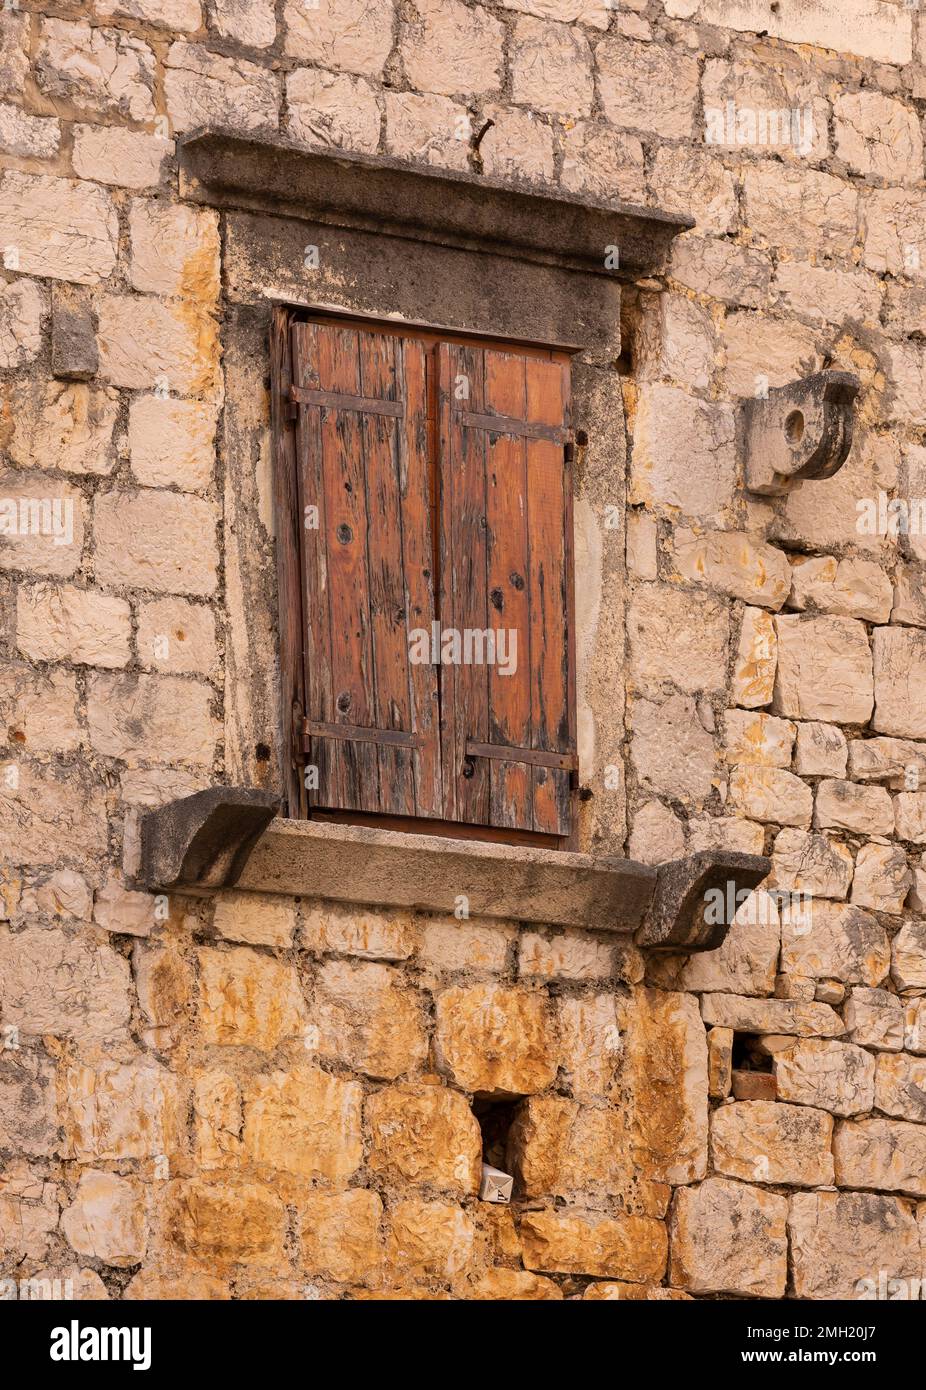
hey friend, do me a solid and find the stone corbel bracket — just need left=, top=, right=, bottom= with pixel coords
left=139, top=788, right=769, bottom=953
left=636, top=850, right=771, bottom=953
left=139, top=786, right=281, bottom=893
left=741, top=370, right=860, bottom=497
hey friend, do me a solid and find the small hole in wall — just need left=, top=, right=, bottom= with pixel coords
left=731, top=1032, right=772, bottom=1073
left=472, top=1096, right=522, bottom=1172
left=254, top=742, right=272, bottom=762
left=784, top=409, right=805, bottom=445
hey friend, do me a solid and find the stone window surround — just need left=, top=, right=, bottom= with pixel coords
left=136, top=133, right=769, bottom=954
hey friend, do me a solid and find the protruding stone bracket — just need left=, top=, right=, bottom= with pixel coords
left=636, top=850, right=771, bottom=954
left=741, top=370, right=860, bottom=497
left=139, top=789, right=768, bottom=954
left=139, top=786, right=281, bottom=893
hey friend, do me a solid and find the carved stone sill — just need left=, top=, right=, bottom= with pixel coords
left=138, top=789, right=769, bottom=950
left=177, top=131, right=693, bottom=278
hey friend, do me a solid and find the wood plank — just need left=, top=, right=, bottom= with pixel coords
left=291, top=321, right=338, bottom=810
left=291, top=385, right=404, bottom=417
left=400, top=338, right=442, bottom=817
left=359, top=329, right=413, bottom=815
left=526, top=357, right=572, bottom=835
left=270, top=309, right=307, bottom=818
left=316, top=324, right=379, bottom=813
left=484, top=350, right=532, bottom=829
left=458, top=410, right=568, bottom=443
left=443, top=343, right=490, bottom=824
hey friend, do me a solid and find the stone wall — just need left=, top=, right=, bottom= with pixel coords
left=2, top=0, right=926, bottom=1300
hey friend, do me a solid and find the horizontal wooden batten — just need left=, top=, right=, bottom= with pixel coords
left=457, top=410, right=570, bottom=444
left=465, top=739, right=577, bottom=771
left=304, top=719, right=423, bottom=749
left=291, top=384, right=404, bottom=417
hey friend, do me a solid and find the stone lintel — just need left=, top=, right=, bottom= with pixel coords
left=138, top=789, right=770, bottom=946
left=177, top=130, right=693, bottom=278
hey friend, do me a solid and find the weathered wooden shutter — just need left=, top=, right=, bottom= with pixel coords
left=290, top=321, right=442, bottom=817
left=437, top=342, right=576, bottom=836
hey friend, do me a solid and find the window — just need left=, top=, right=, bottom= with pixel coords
left=272, top=308, right=578, bottom=847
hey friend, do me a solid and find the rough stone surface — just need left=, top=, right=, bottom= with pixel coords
left=773, top=1039, right=875, bottom=1117
left=773, top=616, right=874, bottom=725
left=669, top=1178, right=788, bottom=1299
left=789, top=1191, right=922, bottom=1300
left=710, top=1101, right=834, bottom=1186
left=833, top=1118, right=926, bottom=1198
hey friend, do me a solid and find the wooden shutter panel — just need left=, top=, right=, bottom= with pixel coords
left=290, top=321, right=442, bottom=818
left=437, top=342, right=576, bottom=836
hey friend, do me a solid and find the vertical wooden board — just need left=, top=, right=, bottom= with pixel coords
left=291, top=321, right=337, bottom=810
left=316, top=325, right=379, bottom=813
left=358, top=331, right=413, bottom=815
left=447, top=344, right=490, bottom=824
left=437, top=344, right=457, bottom=822
left=271, top=310, right=307, bottom=819
left=526, top=359, right=571, bottom=835
left=400, top=338, right=442, bottom=817
left=484, top=351, right=532, bottom=829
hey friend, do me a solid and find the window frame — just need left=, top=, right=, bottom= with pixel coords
left=271, top=303, right=580, bottom=850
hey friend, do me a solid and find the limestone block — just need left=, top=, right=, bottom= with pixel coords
left=93, top=491, right=218, bottom=596
left=875, top=1052, right=926, bottom=1124
left=669, top=1178, right=787, bottom=1299
left=521, top=1208, right=667, bottom=1282
left=742, top=163, right=857, bottom=257
left=769, top=829, right=853, bottom=901
left=435, top=983, right=556, bottom=1096
left=0, top=663, right=80, bottom=753
left=700, top=994, right=843, bottom=1037
left=72, top=125, right=172, bottom=190
left=137, top=597, right=218, bottom=678
left=815, top=780, right=893, bottom=836
left=732, top=607, right=777, bottom=709
left=384, top=92, right=470, bottom=172
left=780, top=898, right=889, bottom=988
left=0, top=279, right=45, bottom=369
left=61, top=1170, right=147, bottom=1267
left=773, top=1038, right=875, bottom=1116
left=674, top=531, right=790, bottom=610
left=399, top=0, right=503, bottom=97
left=787, top=554, right=892, bottom=624
left=834, top=1118, right=926, bottom=1197
left=560, top=122, right=646, bottom=204
left=134, top=940, right=193, bottom=1049
left=844, top=986, right=905, bottom=1051
left=165, top=1180, right=287, bottom=1268
left=773, top=615, right=873, bottom=724
left=197, top=946, right=306, bottom=1050
left=597, top=36, right=698, bottom=139
left=517, top=928, right=617, bottom=982
left=286, top=69, right=381, bottom=155
left=17, top=583, right=129, bottom=667
left=315, top=959, right=428, bottom=1080
left=0, top=1051, right=59, bottom=1157
left=628, top=583, right=729, bottom=695
left=9, top=381, right=118, bottom=477
left=0, top=173, right=116, bottom=286
left=851, top=842, right=911, bottom=913
left=299, top=1189, right=383, bottom=1287
left=36, top=19, right=156, bottom=121
left=728, top=765, right=812, bottom=827
left=556, top=994, right=622, bottom=1100
left=892, top=920, right=926, bottom=990
left=630, top=693, right=717, bottom=803
left=0, top=927, right=130, bottom=1045
left=478, top=106, right=556, bottom=185
left=834, top=90, right=923, bottom=184
left=417, top=917, right=513, bottom=973
left=164, top=41, right=278, bottom=134
left=284, top=0, right=394, bottom=77
left=62, top=1061, right=184, bottom=1160
left=213, top=891, right=295, bottom=948
left=710, top=1101, right=834, bottom=1186
left=631, top=385, right=736, bottom=521
left=97, top=294, right=218, bottom=395
left=873, top=629, right=926, bottom=739
left=242, top=1068, right=363, bottom=1181
left=87, top=673, right=217, bottom=767
left=366, top=1083, right=481, bottom=1193
left=793, top=722, right=847, bottom=777
left=789, top=1191, right=921, bottom=1301
left=212, top=0, right=275, bottom=46
left=384, top=1199, right=475, bottom=1283
left=696, top=0, right=912, bottom=65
